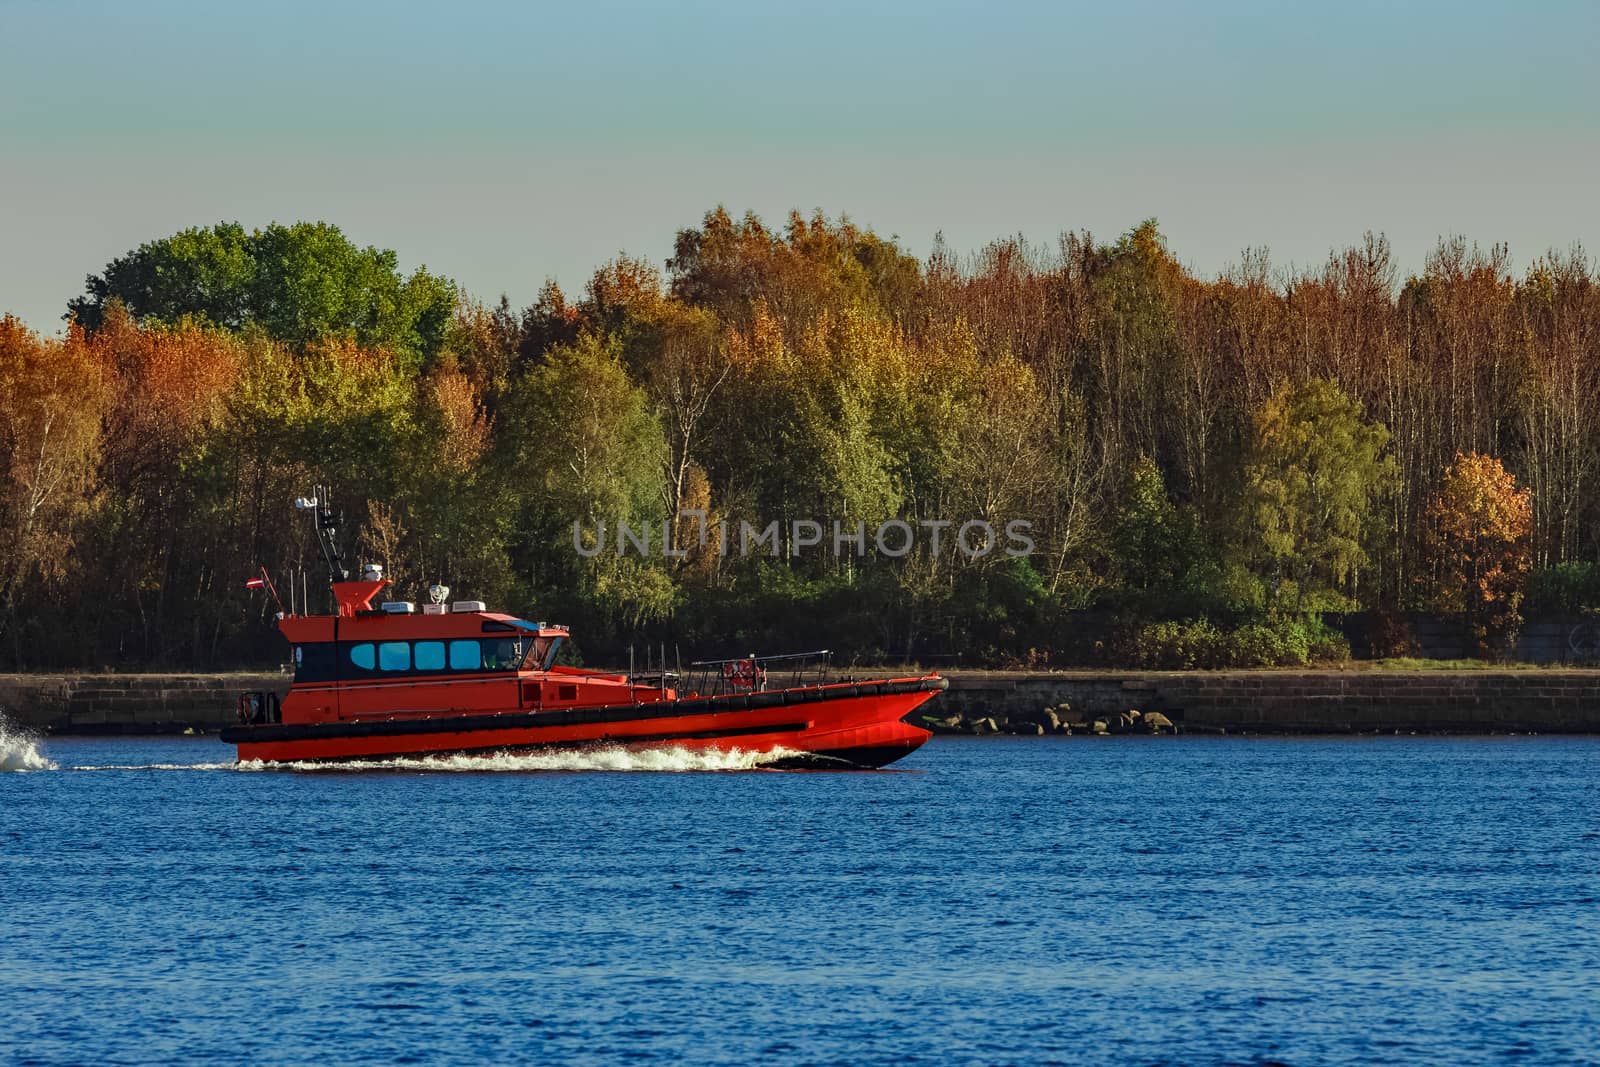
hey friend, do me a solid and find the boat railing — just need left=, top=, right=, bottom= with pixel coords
left=679, top=650, right=834, bottom=698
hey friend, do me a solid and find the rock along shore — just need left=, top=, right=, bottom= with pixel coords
left=1, top=668, right=1599, bottom=736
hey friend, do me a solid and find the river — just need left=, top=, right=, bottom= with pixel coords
left=2, top=731, right=1597, bottom=1065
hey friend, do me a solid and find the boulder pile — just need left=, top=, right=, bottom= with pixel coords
left=920, top=703, right=1178, bottom=736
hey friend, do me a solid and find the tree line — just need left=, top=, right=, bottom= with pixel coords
left=1, top=211, right=1596, bottom=670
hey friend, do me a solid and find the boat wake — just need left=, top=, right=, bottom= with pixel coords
left=71, top=761, right=248, bottom=772
left=68, top=746, right=799, bottom=774
left=0, top=711, right=57, bottom=772
left=254, top=746, right=799, bottom=773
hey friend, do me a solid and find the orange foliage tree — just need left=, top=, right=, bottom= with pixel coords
left=1424, top=452, right=1533, bottom=656
left=0, top=317, right=110, bottom=660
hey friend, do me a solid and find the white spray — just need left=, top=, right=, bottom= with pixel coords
left=69, top=745, right=799, bottom=773
left=0, top=710, right=57, bottom=772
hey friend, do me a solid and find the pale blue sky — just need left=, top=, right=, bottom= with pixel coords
left=2, top=0, right=1597, bottom=330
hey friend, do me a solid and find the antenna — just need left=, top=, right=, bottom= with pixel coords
left=296, top=485, right=348, bottom=582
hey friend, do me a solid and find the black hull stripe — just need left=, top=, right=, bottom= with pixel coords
left=222, top=676, right=947, bottom=745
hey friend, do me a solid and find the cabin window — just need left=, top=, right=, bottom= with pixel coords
left=518, top=636, right=552, bottom=671
left=449, top=639, right=481, bottom=670
left=349, top=643, right=376, bottom=671
left=294, top=644, right=337, bottom=682
left=414, top=641, right=446, bottom=671
left=481, top=638, right=522, bottom=671
left=511, top=636, right=563, bottom=671
left=378, top=642, right=411, bottom=671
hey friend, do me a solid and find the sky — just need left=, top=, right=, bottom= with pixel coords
left=2, top=0, right=1598, bottom=332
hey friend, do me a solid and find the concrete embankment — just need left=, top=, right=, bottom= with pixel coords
left=1, top=668, right=1598, bottom=736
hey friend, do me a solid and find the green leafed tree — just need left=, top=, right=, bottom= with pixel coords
left=1241, top=379, right=1396, bottom=612
left=502, top=332, right=673, bottom=631
left=1107, top=455, right=1219, bottom=616
left=68, top=221, right=456, bottom=367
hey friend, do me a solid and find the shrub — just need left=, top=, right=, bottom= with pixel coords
left=1227, top=622, right=1303, bottom=667
left=1119, top=616, right=1349, bottom=669
left=1526, top=562, right=1600, bottom=615
left=1120, top=619, right=1220, bottom=669
left=1304, top=620, right=1352, bottom=663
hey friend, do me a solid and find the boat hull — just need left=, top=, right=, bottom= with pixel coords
left=221, top=676, right=945, bottom=769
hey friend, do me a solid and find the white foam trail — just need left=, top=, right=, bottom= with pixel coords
left=0, top=710, right=57, bottom=772
left=70, top=745, right=798, bottom=774
left=243, top=746, right=798, bottom=773
left=71, top=762, right=243, bottom=772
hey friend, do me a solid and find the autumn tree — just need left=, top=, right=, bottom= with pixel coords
left=517, top=280, right=581, bottom=367
left=83, top=308, right=242, bottom=661
left=0, top=318, right=109, bottom=663
left=399, top=366, right=511, bottom=604
left=1087, top=220, right=1184, bottom=488
left=441, top=295, right=522, bottom=402
left=669, top=207, right=920, bottom=339
left=633, top=302, right=733, bottom=547
left=1515, top=246, right=1598, bottom=567
left=1423, top=452, right=1533, bottom=657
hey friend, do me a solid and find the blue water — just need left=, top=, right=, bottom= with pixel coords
left=2, top=733, right=1598, bottom=1066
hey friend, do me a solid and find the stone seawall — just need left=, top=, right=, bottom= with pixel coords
left=1, top=669, right=1598, bottom=735
left=0, top=673, right=288, bottom=734
left=932, top=669, right=1600, bottom=733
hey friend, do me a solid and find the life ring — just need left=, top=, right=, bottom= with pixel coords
left=236, top=691, right=276, bottom=724
left=721, top=659, right=759, bottom=689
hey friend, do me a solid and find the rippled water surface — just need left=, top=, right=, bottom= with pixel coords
left=3, top=731, right=1598, bottom=1066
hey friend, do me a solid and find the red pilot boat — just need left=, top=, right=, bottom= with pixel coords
left=221, top=494, right=944, bottom=768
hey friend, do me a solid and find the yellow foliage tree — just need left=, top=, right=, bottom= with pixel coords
left=1424, top=452, right=1533, bottom=656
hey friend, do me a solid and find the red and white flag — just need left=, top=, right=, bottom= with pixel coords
left=245, top=576, right=266, bottom=590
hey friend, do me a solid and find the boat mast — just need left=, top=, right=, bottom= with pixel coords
left=296, top=485, right=349, bottom=583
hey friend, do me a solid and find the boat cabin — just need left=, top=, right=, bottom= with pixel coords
left=272, top=578, right=670, bottom=725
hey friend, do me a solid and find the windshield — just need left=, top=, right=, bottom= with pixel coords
left=516, top=635, right=561, bottom=671
left=481, top=637, right=526, bottom=672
